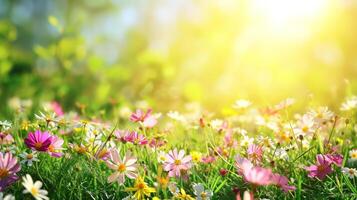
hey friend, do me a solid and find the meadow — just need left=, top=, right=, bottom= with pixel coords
left=1, top=0, right=357, bottom=199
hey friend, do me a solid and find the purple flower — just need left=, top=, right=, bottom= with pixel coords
left=163, top=149, right=192, bottom=177
left=24, top=130, right=52, bottom=152
left=0, top=152, right=21, bottom=191
left=305, top=154, right=333, bottom=180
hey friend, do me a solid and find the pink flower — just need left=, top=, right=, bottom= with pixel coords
left=51, top=101, right=64, bottom=116
left=243, top=166, right=272, bottom=186
left=149, top=138, right=166, bottom=148
left=114, top=130, right=131, bottom=143
left=163, top=149, right=192, bottom=177
left=201, top=155, right=216, bottom=164
left=235, top=155, right=272, bottom=186
left=235, top=156, right=253, bottom=175
left=105, top=149, right=138, bottom=185
left=305, top=154, right=333, bottom=180
left=24, top=130, right=52, bottom=152
left=130, top=109, right=157, bottom=128
left=0, top=133, right=14, bottom=145
left=325, top=154, right=343, bottom=167
left=271, top=173, right=296, bottom=192
left=126, top=132, right=148, bottom=145
left=0, top=152, right=21, bottom=191
left=247, top=144, right=263, bottom=164
left=48, top=135, right=64, bottom=157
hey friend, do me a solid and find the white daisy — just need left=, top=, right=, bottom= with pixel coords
left=19, top=151, right=39, bottom=166
left=349, top=149, right=357, bottom=161
left=233, top=99, right=252, bottom=109
left=0, top=192, right=15, bottom=200
left=340, top=96, right=357, bottom=111
left=341, top=167, right=357, bottom=179
left=22, top=174, right=49, bottom=200
left=193, top=183, right=213, bottom=200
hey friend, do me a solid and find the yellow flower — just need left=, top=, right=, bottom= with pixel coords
left=175, top=188, right=195, bottom=200
left=190, top=151, right=202, bottom=163
left=125, top=176, right=156, bottom=200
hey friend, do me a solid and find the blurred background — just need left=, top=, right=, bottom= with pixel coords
left=1, top=0, right=357, bottom=116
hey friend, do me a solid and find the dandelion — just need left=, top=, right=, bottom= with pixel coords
left=0, top=152, right=21, bottom=191
left=163, top=149, right=192, bottom=177
left=193, top=183, right=213, bottom=200
left=125, top=176, right=155, bottom=200
left=19, top=151, right=39, bottom=166
left=22, top=174, right=48, bottom=200
left=105, top=149, right=138, bottom=185
left=349, top=149, right=357, bottom=161
left=305, top=154, right=333, bottom=180
left=341, top=167, right=357, bottom=178
left=24, top=130, right=52, bottom=152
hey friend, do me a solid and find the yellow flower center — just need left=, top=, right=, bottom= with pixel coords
left=48, top=145, right=54, bottom=152
left=0, top=168, right=9, bottom=179
left=351, top=152, right=357, bottom=159
left=174, top=159, right=181, bottom=165
left=349, top=169, right=355, bottom=175
left=26, top=154, right=33, bottom=159
left=302, top=126, right=309, bottom=133
left=138, top=183, right=145, bottom=189
left=34, top=142, right=42, bottom=150
left=31, top=187, right=39, bottom=196
left=118, top=164, right=126, bottom=172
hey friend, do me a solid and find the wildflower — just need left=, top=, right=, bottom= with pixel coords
left=325, top=154, right=343, bottom=167
left=22, top=174, right=48, bottom=200
left=163, top=149, right=192, bottom=177
left=48, top=135, right=64, bottom=157
left=130, top=109, right=158, bottom=128
left=0, top=133, right=14, bottom=145
left=349, top=149, right=357, bottom=161
left=0, top=152, right=21, bottom=191
left=190, top=151, right=202, bottom=163
left=174, top=188, right=195, bottom=200
left=305, top=154, right=333, bottom=180
left=0, top=121, right=11, bottom=131
left=125, top=176, right=155, bottom=200
left=271, top=173, right=296, bottom=192
left=50, top=101, right=64, bottom=116
left=247, top=144, right=263, bottom=164
left=340, top=96, right=357, bottom=111
left=193, top=183, right=213, bottom=200
left=201, top=156, right=216, bottom=164
left=70, top=143, right=87, bottom=154
left=126, top=132, right=148, bottom=145
left=219, top=168, right=228, bottom=177
left=157, top=151, right=167, bottom=164
left=0, top=193, right=15, bottom=200
left=294, top=114, right=315, bottom=137
left=24, top=130, right=52, bottom=152
left=242, top=166, right=273, bottom=186
left=224, top=131, right=237, bottom=148
left=35, top=111, right=57, bottom=127
left=114, top=130, right=131, bottom=143
left=235, top=155, right=272, bottom=186
left=167, top=111, right=186, bottom=123
left=233, top=99, right=252, bottom=109
left=341, top=167, right=357, bottom=178
left=149, top=138, right=166, bottom=148
left=308, top=107, right=333, bottom=124
left=19, top=151, right=39, bottom=166
left=106, top=149, right=138, bottom=185
left=240, top=135, right=254, bottom=147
